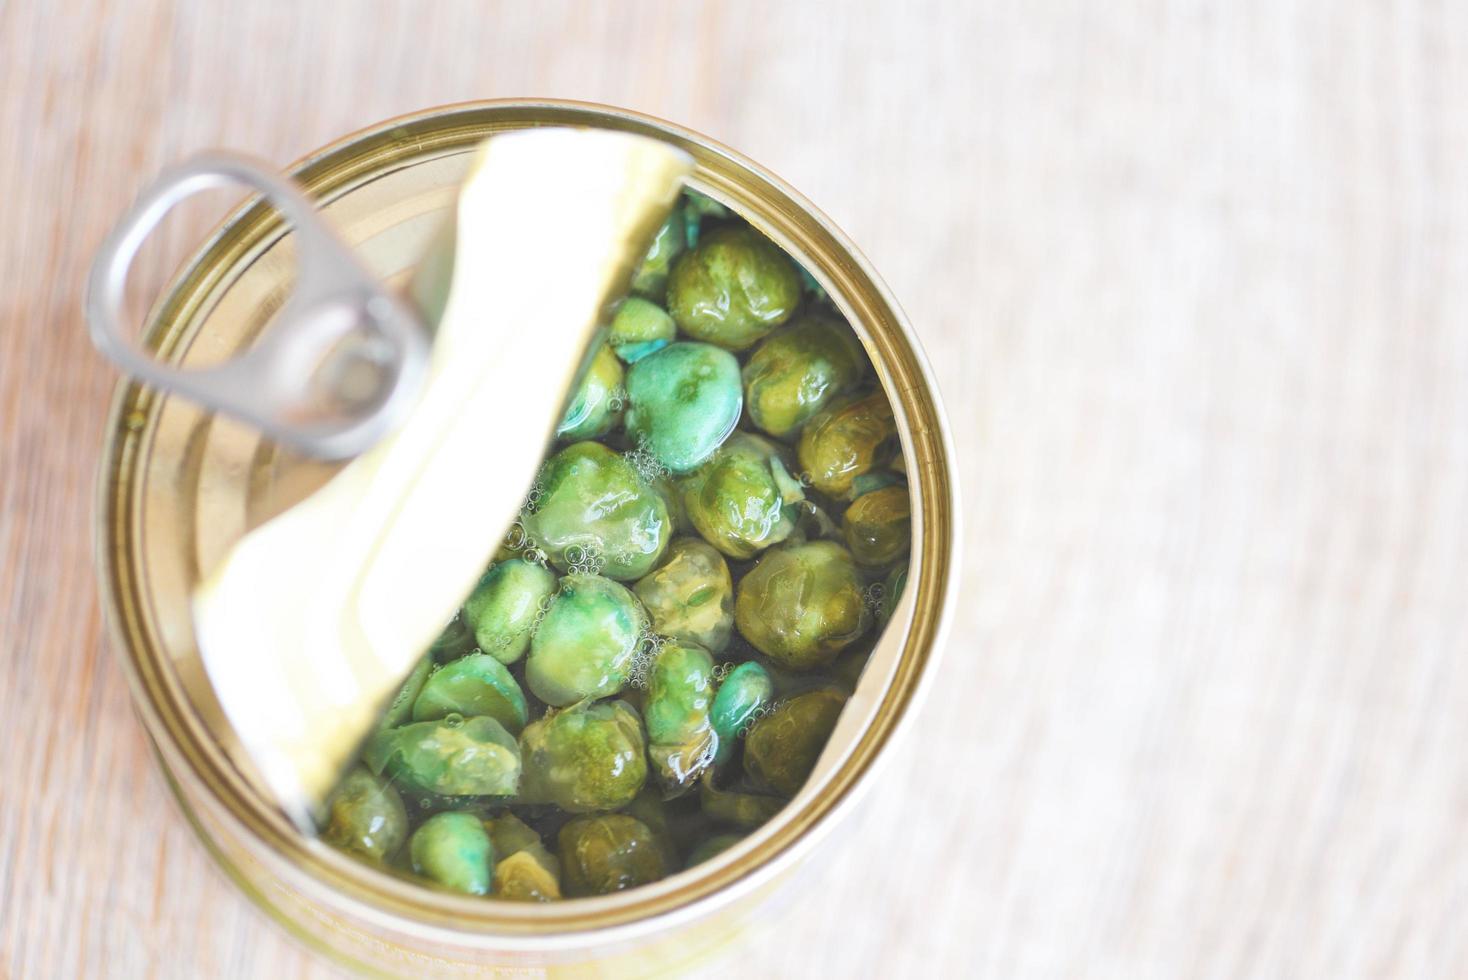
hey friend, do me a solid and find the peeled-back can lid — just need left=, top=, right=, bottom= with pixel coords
left=89, top=128, right=693, bottom=828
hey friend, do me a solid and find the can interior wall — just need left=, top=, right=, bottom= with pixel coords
left=96, top=100, right=959, bottom=977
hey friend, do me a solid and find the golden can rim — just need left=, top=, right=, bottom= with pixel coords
left=94, top=98, right=961, bottom=949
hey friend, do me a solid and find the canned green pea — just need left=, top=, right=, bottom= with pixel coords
left=96, top=100, right=958, bottom=977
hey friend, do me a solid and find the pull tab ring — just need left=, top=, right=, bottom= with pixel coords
left=86, top=151, right=429, bottom=459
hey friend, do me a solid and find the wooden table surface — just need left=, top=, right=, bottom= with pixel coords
left=6, top=2, right=1468, bottom=977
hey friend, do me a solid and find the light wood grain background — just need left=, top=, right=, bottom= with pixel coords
left=5, top=1, right=1468, bottom=977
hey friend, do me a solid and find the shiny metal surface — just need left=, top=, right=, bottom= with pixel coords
left=86, top=151, right=429, bottom=459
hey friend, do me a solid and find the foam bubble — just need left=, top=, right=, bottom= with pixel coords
left=624, top=627, right=667, bottom=690
left=862, top=582, right=887, bottom=612
left=623, top=446, right=668, bottom=484
left=521, top=477, right=547, bottom=516
left=735, top=703, right=770, bottom=738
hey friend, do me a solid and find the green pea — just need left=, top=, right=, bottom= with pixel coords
left=322, top=766, right=408, bottom=862
left=411, top=653, right=529, bottom=735
left=521, top=441, right=672, bottom=581
left=831, top=643, right=873, bottom=694
left=486, top=813, right=562, bottom=901
left=796, top=390, right=899, bottom=498
left=622, top=784, right=674, bottom=839
left=409, top=811, right=493, bottom=895
left=364, top=714, right=521, bottom=798
left=679, top=433, right=804, bottom=560
left=710, top=661, right=774, bottom=750
left=624, top=342, right=743, bottom=474
left=644, top=641, right=719, bottom=794
left=519, top=699, right=648, bottom=812
left=742, top=689, right=846, bottom=797
left=848, top=469, right=905, bottom=500
left=699, top=772, right=785, bottom=828
left=461, top=559, right=557, bottom=665
left=557, top=342, right=624, bottom=441
left=666, top=226, right=802, bottom=351
left=494, top=850, right=563, bottom=901
left=650, top=470, right=688, bottom=533
left=757, top=660, right=825, bottom=700
left=733, top=541, right=871, bottom=670
left=685, top=832, right=745, bottom=868
left=485, top=812, right=543, bottom=859
left=619, top=785, right=691, bottom=867
left=683, top=189, right=730, bottom=222
left=742, top=314, right=867, bottom=438
left=680, top=191, right=730, bottom=250
left=427, top=617, right=477, bottom=664
left=630, top=209, right=686, bottom=299
left=525, top=574, right=647, bottom=706
left=609, top=297, right=676, bottom=364
left=841, top=485, right=911, bottom=567
left=558, top=814, right=668, bottom=897
left=633, top=538, right=734, bottom=653
left=380, top=654, right=433, bottom=730
left=797, top=265, right=828, bottom=303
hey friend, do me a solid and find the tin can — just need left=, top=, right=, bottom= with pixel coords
left=95, top=100, right=959, bottom=977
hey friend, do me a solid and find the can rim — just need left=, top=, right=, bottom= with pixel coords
left=94, top=98, right=961, bottom=949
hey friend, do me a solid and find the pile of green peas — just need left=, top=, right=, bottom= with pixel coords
left=321, top=191, right=912, bottom=901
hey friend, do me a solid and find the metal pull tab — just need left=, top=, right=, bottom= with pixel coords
left=86, top=152, right=429, bottom=459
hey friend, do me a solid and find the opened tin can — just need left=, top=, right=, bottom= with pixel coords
left=95, top=100, right=959, bottom=977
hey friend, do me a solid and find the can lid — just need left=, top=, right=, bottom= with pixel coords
left=94, top=130, right=691, bottom=829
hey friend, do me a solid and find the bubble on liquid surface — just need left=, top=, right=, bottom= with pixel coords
left=504, top=521, right=528, bottom=552
left=862, top=582, right=886, bottom=612
left=521, top=476, right=547, bottom=516
left=736, top=704, right=770, bottom=738
left=623, top=446, right=668, bottom=484
left=564, top=543, right=605, bottom=576
left=625, top=627, right=665, bottom=690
